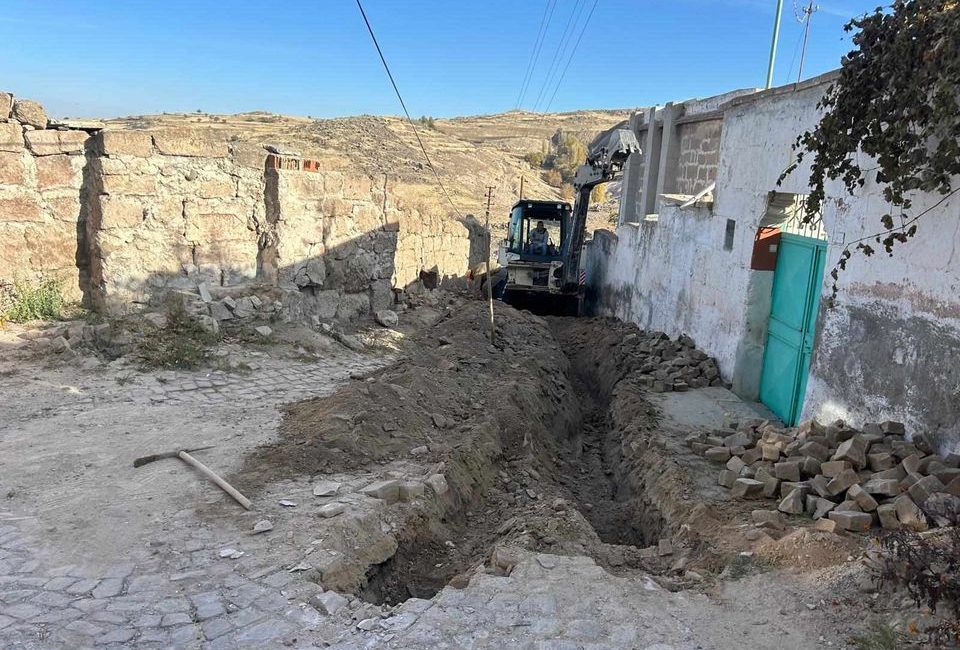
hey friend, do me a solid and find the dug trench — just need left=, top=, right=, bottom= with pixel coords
left=234, top=300, right=738, bottom=606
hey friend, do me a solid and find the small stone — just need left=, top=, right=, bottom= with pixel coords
left=425, top=474, right=449, bottom=496
left=219, top=548, right=243, bottom=559
left=362, top=480, right=401, bottom=503
left=880, top=421, right=906, bottom=436
left=310, top=591, right=349, bottom=615
left=800, top=441, right=831, bottom=462
left=254, top=325, right=273, bottom=337
left=253, top=520, right=273, bottom=534
left=658, top=539, right=673, bottom=556
left=724, top=432, right=753, bottom=448
left=357, top=618, right=380, bottom=631
left=143, top=312, right=168, bottom=329
left=312, top=481, right=341, bottom=497
left=198, top=282, right=212, bottom=302
left=374, top=310, right=399, bottom=327
left=399, top=481, right=425, bottom=501
left=278, top=499, right=297, bottom=507
left=318, top=503, right=346, bottom=518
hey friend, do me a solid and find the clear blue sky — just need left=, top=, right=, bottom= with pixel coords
left=0, top=0, right=882, bottom=119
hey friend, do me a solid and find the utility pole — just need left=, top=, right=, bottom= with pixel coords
left=766, top=0, right=785, bottom=89
left=484, top=186, right=496, bottom=345
left=797, top=1, right=819, bottom=83
left=519, top=175, right=525, bottom=200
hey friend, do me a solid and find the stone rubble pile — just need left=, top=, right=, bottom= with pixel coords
left=689, top=418, right=960, bottom=533
left=623, top=332, right=722, bottom=392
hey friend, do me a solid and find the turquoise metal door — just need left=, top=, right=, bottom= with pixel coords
left=759, top=233, right=827, bottom=425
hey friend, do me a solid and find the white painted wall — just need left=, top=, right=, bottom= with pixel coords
left=592, top=71, right=960, bottom=451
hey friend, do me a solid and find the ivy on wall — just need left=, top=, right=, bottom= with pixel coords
left=781, top=0, right=960, bottom=304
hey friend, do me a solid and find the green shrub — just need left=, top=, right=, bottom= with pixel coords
left=1, top=278, right=64, bottom=323
left=524, top=151, right=545, bottom=168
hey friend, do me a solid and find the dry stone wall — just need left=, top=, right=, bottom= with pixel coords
left=0, top=91, right=472, bottom=321
left=0, top=92, right=89, bottom=301
left=85, top=128, right=266, bottom=311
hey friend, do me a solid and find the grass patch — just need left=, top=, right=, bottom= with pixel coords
left=134, top=304, right=219, bottom=370
left=1, top=279, right=64, bottom=323
left=852, top=622, right=905, bottom=650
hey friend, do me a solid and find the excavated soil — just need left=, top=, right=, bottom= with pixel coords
left=238, top=301, right=742, bottom=603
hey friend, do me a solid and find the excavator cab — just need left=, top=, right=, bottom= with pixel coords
left=499, top=200, right=572, bottom=298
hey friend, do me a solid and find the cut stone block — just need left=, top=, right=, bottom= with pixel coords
left=778, top=488, right=806, bottom=515
left=813, top=518, right=837, bottom=533
left=726, top=456, right=746, bottom=474
left=826, top=469, right=861, bottom=497
left=800, top=441, right=831, bottom=462
left=820, top=460, right=851, bottom=478
left=723, top=432, right=753, bottom=448
left=867, top=452, right=895, bottom=472
left=832, top=435, right=868, bottom=469
left=876, top=503, right=900, bottom=530
left=751, top=510, right=785, bottom=530
left=800, top=456, right=821, bottom=477
left=718, top=469, right=737, bottom=489
left=880, top=421, right=905, bottom=436
left=862, top=478, right=901, bottom=497
left=893, top=495, right=928, bottom=532
left=731, top=478, right=765, bottom=499
left=901, top=454, right=922, bottom=475
left=835, top=500, right=862, bottom=512
left=705, top=447, right=731, bottom=463
left=847, top=484, right=878, bottom=512
left=812, top=497, right=837, bottom=520
left=741, top=447, right=762, bottom=465
left=907, top=475, right=945, bottom=506
left=774, top=461, right=801, bottom=482
left=760, top=443, right=781, bottom=462
left=828, top=510, right=873, bottom=532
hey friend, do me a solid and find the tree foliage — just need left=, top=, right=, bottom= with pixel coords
left=782, top=0, right=960, bottom=301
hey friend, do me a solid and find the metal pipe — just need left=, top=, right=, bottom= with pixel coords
left=766, top=0, right=785, bottom=89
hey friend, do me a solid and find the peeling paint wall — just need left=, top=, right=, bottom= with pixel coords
left=592, top=71, right=960, bottom=451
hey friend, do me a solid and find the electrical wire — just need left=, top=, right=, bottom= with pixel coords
left=531, top=0, right=586, bottom=112
left=517, top=0, right=558, bottom=109
left=355, top=0, right=464, bottom=218
left=541, top=0, right=600, bottom=116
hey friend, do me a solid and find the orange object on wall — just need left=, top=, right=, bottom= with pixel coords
left=751, top=227, right=780, bottom=270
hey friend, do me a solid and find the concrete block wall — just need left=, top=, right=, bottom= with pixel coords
left=674, top=119, right=722, bottom=196
left=0, top=92, right=89, bottom=302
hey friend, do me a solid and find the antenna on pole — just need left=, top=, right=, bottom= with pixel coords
left=796, top=1, right=819, bottom=83
left=765, top=0, right=785, bottom=89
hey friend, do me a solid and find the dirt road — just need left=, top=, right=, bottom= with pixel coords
left=0, top=303, right=898, bottom=648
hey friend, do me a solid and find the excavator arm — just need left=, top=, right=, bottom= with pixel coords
left=560, top=127, right=641, bottom=290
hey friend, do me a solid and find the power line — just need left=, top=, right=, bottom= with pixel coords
left=517, top=0, right=558, bottom=109
left=515, top=0, right=553, bottom=108
left=541, top=0, right=599, bottom=116
left=354, top=0, right=464, bottom=219
left=532, top=0, right=586, bottom=112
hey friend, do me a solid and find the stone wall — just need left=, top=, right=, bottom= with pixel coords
left=85, top=128, right=266, bottom=311
left=0, top=92, right=89, bottom=301
left=0, top=91, right=472, bottom=322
